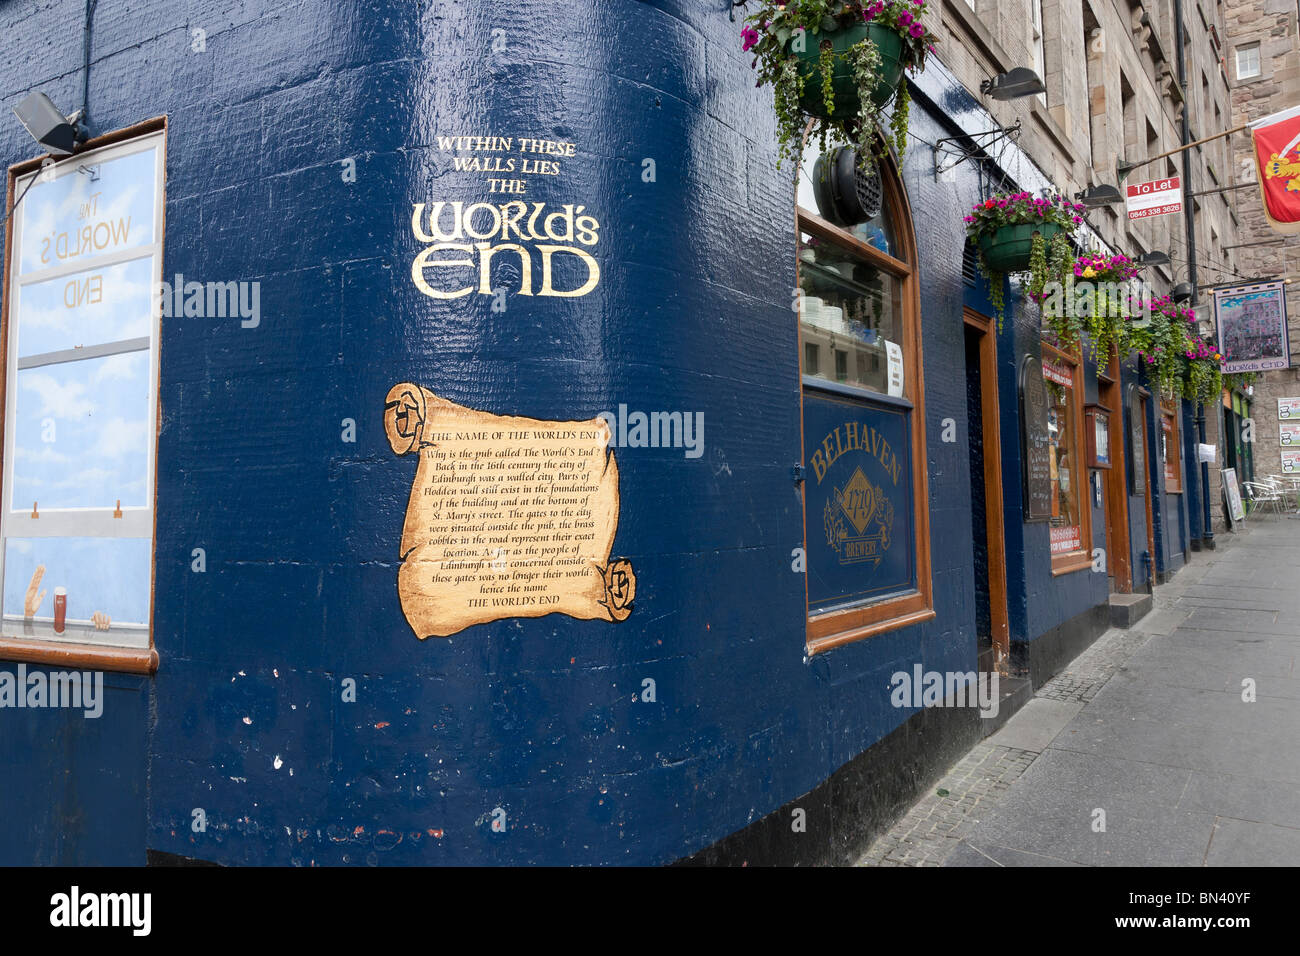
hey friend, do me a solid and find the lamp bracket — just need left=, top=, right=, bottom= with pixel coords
left=932, top=119, right=1022, bottom=179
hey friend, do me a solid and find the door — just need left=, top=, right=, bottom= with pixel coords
left=1099, top=345, right=1131, bottom=592
left=963, top=310, right=1009, bottom=675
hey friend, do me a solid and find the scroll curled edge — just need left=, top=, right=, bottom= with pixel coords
left=384, top=383, right=635, bottom=639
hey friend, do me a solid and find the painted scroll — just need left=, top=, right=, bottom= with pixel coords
left=384, top=383, right=636, bottom=638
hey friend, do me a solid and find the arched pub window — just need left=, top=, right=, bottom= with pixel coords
left=796, top=134, right=933, bottom=655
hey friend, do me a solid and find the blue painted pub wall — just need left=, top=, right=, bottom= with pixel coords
left=0, top=0, right=1118, bottom=865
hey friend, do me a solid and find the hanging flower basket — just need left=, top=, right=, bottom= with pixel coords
left=1041, top=252, right=1140, bottom=358
left=743, top=1, right=937, bottom=171
left=1127, top=295, right=1197, bottom=397
left=791, top=21, right=907, bottom=119
left=978, top=222, right=1068, bottom=273
left=964, top=192, right=1084, bottom=329
left=1179, top=339, right=1224, bottom=403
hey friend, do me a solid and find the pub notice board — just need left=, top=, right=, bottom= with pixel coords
left=1020, top=354, right=1053, bottom=520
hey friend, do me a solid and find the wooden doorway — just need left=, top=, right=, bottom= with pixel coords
left=963, top=310, right=1010, bottom=675
left=1098, top=345, right=1132, bottom=592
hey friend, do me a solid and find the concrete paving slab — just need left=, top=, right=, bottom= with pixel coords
left=1179, top=770, right=1300, bottom=830
left=1204, top=817, right=1300, bottom=867
left=985, top=698, right=1084, bottom=753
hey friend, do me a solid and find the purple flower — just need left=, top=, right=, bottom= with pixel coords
left=741, top=25, right=759, bottom=52
left=909, top=22, right=924, bottom=37
left=898, top=10, right=913, bottom=26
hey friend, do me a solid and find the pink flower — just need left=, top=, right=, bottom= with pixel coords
left=909, top=22, right=924, bottom=37
left=898, top=10, right=914, bottom=26
left=741, top=25, right=759, bottom=52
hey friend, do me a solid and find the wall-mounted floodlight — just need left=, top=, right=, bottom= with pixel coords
left=980, top=68, right=1046, bottom=101
left=1172, top=282, right=1194, bottom=303
left=12, top=92, right=84, bottom=156
left=1076, top=184, right=1123, bottom=207
left=1136, top=251, right=1169, bottom=268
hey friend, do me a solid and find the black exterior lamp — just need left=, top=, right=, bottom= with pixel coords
left=1076, top=184, right=1124, bottom=207
left=1136, top=250, right=1170, bottom=268
left=1115, top=159, right=1141, bottom=182
left=980, top=67, right=1046, bottom=101
left=12, top=91, right=85, bottom=156
left=1171, top=281, right=1194, bottom=303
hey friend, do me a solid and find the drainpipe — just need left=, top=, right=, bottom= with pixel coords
left=1173, top=0, right=1215, bottom=549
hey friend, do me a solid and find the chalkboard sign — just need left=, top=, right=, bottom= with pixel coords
left=1020, top=354, right=1053, bottom=521
left=1128, top=385, right=1146, bottom=497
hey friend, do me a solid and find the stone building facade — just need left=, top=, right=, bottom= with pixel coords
left=926, top=0, right=1245, bottom=535
left=925, top=0, right=1238, bottom=291
left=1220, top=0, right=1300, bottom=521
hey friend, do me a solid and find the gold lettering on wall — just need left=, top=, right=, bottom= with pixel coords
left=411, top=135, right=603, bottom=299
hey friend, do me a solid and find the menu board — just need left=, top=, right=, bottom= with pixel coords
left=1129, top=387, right=1146, bottom=498
left=1222, top=467, right=1246, bottom=522
left=1020, top=355, right=1053, bottom=520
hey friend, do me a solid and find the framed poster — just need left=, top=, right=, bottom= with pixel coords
left=1085, top=405, right=1111, bottom=468
left=1279, top=397, right=1300, bottom=420
left=1213, top=281, right=1290, bottom=374
left=1281, top=422, right=1300, bottom=446
left=1283, top=449, right=1300, bottom=475
left=1222, top=467, right=1246, bottom=523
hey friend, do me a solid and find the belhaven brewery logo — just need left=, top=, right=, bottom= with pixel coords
left=410, top=201, right=601, bottom=299
left=824, top=466, right=894, bottom=566
left=811, top=420, right=901, bottom=568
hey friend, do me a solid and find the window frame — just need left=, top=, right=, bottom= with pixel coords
left=1041, top=340, right=1093, bottom=576
left=1031, top=0, right=1047, bottom=107
left=1161, top=399, right=1183, bottom=493
left=795, top=144, right=933, bottom=656
left=1236, top=43, right=1261, bottom=80
left=0, top=118, right=166, bottom=675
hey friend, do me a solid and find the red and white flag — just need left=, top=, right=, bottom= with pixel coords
left=1253, top=104, right=1300, bottom=234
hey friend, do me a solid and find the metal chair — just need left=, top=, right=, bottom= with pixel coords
left=1243, top=480, right=1285, bottom=515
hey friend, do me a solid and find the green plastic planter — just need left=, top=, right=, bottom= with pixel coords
left=791, top=21, right=907, bottom=120
left=977, top=221, right=1067, bottom=273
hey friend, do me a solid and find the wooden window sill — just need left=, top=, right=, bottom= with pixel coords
left=0, top=637, right=158, bottom=675
left=807, top=596, right=935, bottom=656
left=1051, top=555, right=1093, bottom=576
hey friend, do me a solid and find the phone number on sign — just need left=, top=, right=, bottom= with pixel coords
left=1128, top=203, right=1182, bottom=220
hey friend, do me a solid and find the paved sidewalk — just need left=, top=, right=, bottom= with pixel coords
left=858, top=515, right=1300, bottom=867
